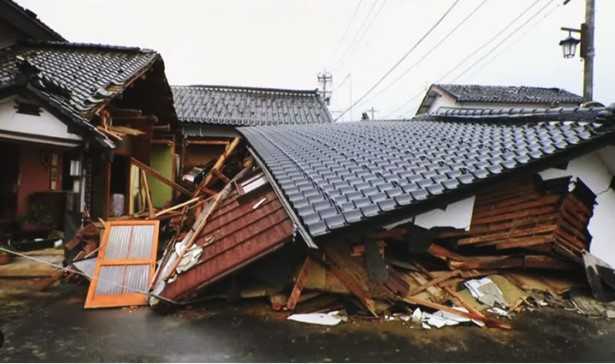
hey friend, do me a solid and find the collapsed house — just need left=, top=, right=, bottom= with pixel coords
left=75, top=103, right=614, bottom=327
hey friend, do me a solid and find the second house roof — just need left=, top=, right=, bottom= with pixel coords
left=172, top=84, right=333, bottom=127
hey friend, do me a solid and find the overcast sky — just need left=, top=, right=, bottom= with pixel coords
left=19, top=0, right=615, bottom=121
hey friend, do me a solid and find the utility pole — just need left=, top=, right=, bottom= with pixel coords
left=560, top=0, right=595, bottom=101
left=366, top=106, right=378, bottom=120
left=583, top=0, right=595, bottom=101
left=317, top=71, right=333, bottom=106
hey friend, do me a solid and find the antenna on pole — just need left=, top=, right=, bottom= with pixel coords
left=318, top=71, right=333, bottom=105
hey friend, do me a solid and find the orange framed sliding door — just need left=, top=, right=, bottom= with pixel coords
left=85, top=220, right=159, bottom=309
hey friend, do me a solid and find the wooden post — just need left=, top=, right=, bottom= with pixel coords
left=141, top=169, right=154, bottom=218
left=285, top=257, right=313, bottom=311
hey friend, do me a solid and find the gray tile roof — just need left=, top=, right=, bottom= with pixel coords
left=172, top=85, right=333, bottom=127
left=240, top=106, right=615, bottom=238
left=0, top=40, right=160, bottom=143
left=436, top=84, right=583, bottom=105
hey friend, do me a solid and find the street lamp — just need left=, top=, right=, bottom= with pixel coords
left=558, top=0, right=595, bottom=102
left=559, top=32, right=580, bottom=58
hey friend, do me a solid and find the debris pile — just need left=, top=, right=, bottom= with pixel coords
left=55, top=146, right=615, bottom=329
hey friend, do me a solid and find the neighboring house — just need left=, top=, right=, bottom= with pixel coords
left=239, top=104, right=615, bottom=265
left=171, top=84, right=332, bottom=174
left=0, top=2, right=178, bottom=233
left=416, top=84, right=583, bottom=115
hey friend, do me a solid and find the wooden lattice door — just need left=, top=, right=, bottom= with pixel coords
left=85, top=220, right=159, bottom=309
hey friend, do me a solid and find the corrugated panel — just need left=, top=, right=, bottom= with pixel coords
left=160, top=184, right=295, bottom=301
left=85, top=221, right=159, bottom=309
left=104, top=225, right=155, bottom=260
left=95, top=265, right=150, bottom=296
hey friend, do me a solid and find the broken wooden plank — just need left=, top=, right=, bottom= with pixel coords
left=153, top=197, right=203, bottom=218
left=285, top=257, right=313, bottom=311
left=458, top=224, right=559, bottom=246
left=131, top=157, right=192, bottom=197
left=194, top=137, right=241, bottom=197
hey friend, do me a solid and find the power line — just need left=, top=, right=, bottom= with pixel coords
left=451, top=0, right=557, bottom=83
left=327, top=0, right=365, bottom=65
left=437, top=0, right=543, bottom=82
left=345, top=0, right=388, bottom=61
left=332, top=0, right=381, bottom=72
left=386, top=0, right=543, bottom=116
left=333, top=72, right=352, bottom=93
left=461, top=1, right=562, bottom=82
left=334, top=0, right=462, bottom=122
left=367, top=0, right=489, bottom=103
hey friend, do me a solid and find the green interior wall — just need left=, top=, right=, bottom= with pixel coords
left=149, top=144, right=174, bottom=208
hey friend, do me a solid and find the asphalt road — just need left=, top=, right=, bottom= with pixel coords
left=1, top=283, right=615, bottom=362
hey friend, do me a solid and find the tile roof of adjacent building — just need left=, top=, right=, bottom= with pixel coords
left=240, top=105, right=615, bottom=239
left=1, top=0, right=65, bottom=42
left=0, top=40, right=160, bottom=145
left=416, top=84, right=584, bottom=115
left=436, top=84, right=583, bottom=105
left=172, top=84, right=333, bottom=127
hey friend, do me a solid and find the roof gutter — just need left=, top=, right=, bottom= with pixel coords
left=247, top=146, right=319, bottom=250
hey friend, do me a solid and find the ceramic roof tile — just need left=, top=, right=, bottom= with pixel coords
left=0, top=40, right=159, bottom=124
left=172, top=85, right=333, bottom=127
left=241, top=106, right=615, bottom=238
left=436, top=84, right=583, bottom=105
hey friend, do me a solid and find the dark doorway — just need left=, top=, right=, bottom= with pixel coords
left=0, top=142, right=19, bottom=221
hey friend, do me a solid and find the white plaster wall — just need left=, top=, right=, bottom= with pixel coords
left=414, top=196, right=475, bottom=230
left=539, top=148, right=615, bottom=267
left=426, top=91, right=456, bottom=114
left=0, top=97, right=82, bottom=142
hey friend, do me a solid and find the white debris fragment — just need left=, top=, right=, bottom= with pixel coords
left=176, top=245, right=204, bottom=274
left=411, top=308, right=423, bottom=323
left=287, top=311, right=347, bottom=326
left=606, top=310, right=615, bottom=319
left=487, top=307, right=511, bottom=318
left=418, top=307, right=484, bottom=329
left=464, top=277, right=507, bottom=308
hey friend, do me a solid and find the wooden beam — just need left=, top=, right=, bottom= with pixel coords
left=407, top=270, right=460, bottom=297
left=108, top=108, right=143, bottom=118
left=186, top=140, right=231, bottom=146
left=152, top=124, right=171, bottom=131
left=153, top=197, right=201, bottom=218
left=194, top=137, right=241, bottom=197
left=312, top=255, right=377, bottom=317
left=212, top=168, right=230, bottom=184
left=113, top=115, right=159, bottom=123
left=285, top=257, right=313, bottom=311
left=130, top=157, right=192, bottom=197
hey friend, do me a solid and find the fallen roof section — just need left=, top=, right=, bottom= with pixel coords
left=239, top=105, right=615, bottom=239
left=153, top=169, right=297, bottom=303
left=172, top=84, right=333, bottom=127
